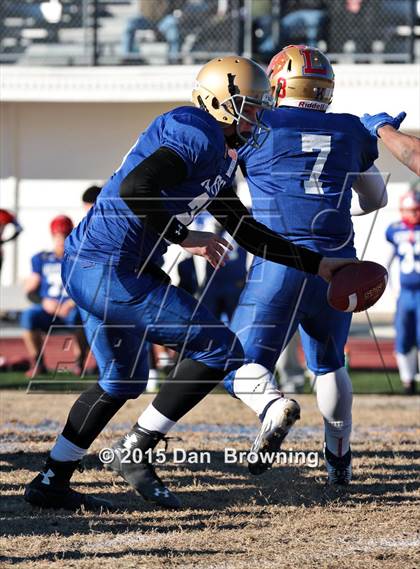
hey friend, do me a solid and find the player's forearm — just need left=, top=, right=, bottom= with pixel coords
left=351, top=165, right=388, bottom=216
left=350, top=198, right=378, bottom=216
left=120, top=147, right=189, bottom=244
left=234, top=219, right=322, bottom=274
left=378, top=126, right=420, bottom=176
left=207, top=187, right=322, bottom=274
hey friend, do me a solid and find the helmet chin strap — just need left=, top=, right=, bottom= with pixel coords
left=223, top=130, right=243, bottom=149
left=222, top=123, right=250, bottom=149
left=220, top=122, right=238, bottom=147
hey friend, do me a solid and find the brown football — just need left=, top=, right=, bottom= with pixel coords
left=327, top=261, right=388, bottom=313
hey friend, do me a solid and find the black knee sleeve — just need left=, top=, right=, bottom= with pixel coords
left=62, top=384, right=127, bottom=449
left=152, top=359, right=226, bottom=422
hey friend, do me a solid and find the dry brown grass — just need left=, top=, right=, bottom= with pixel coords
left=1, top=391, right=419, bottom=569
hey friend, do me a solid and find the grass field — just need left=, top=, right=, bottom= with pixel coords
left=0, top=388, right=419, bottom=568
left=0, top=370, right=408, bottom=394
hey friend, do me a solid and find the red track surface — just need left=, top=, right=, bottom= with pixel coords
left=0, top=335, right=397, bottom=371
left=0, top=336, right=96, bottom=372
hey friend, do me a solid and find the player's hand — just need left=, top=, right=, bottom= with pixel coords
left=360, top=112, right=406, bottom=138
left=181, top=230, right=233, bottom=269
left=318, top=257, right=359, bottom=283
left=42, top=298, right=60, bottom=315
left=57, top=299, right=76, bottom=318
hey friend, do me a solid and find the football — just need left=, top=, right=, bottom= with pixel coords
left=327, top=261, right=388, bottom=313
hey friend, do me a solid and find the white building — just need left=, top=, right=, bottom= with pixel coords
left=1, top=64, right=419, bottom=320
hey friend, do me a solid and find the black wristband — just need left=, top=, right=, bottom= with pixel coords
left=165, top=218, right=189, bottom=244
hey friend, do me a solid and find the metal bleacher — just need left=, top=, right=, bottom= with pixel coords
left=1, top=0, right=139, bottom=66
left=1, top=0, right=83, bottom=64
left=2, top=1, right=418, bottom=66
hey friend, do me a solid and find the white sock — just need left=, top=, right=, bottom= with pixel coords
left=396, top=348, right=417, bottom=382
left=316, top=367, right=352, bottom=457
left=50, top=434, right=87, bottom=462
left=137, top=404, right=176, bottom=435
left=146, top=369, right=159, bottom=393
left=233, top=363, right=283, bottom=418
left=157, top=353, right=173, bottom=369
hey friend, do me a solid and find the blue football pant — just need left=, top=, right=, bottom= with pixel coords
left=224, top=262, right=352, bottom=394
left=62, top=255, right=243, bottom=399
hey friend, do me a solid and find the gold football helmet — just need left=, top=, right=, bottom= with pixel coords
left=192, top=56, right=274, bottom=147
left=267, top=45, right=334, bottom=111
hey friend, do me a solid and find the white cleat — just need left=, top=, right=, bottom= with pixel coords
left=248, top=397, right=301, bottom=475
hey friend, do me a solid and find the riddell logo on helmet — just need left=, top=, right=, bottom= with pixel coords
left=298, top=101, right=326, bottom=110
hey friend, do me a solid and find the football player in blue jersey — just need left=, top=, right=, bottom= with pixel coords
left=222, top=45, right=388, bottom=485
left=386, top=189, right=420, bottom=395
left=25, top=55, right=355, bottom=512
left=21, top=215, right=87, bottom=378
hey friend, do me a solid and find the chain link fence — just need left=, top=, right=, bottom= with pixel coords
left=1, top=0, right=419, bottom=66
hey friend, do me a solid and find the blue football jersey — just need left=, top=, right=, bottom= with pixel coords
left=386, top=222, right=420, bottom=290
left=31, top=252, right=68, bottom=300
left=66, top=107, right=238, bottom=267
left=239, top=107, right=378, bottom=257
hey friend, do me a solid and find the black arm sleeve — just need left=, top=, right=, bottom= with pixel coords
left=120, top=147, right=190, bottom=244
left=207, top=186, right=322, bottom=275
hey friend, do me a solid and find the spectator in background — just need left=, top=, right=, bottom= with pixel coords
left=253, top=0, right=327, bottom=60
left=21, top=215, right=88, bottom=378
left=281, top=0, right=327, bottom=47
left=0, top=209, right=22, bottom=273
left=385, top=189, right=420, bottom=395
left=157, top=7, right=182, bottom=63
left=122, top=0, right=213, bottom=63
left=122, top=0, right=172, bottom=57
left=328, top=0, right=415, bottom=61
left=345, top=0, right=363, bottom=13
left=82, top=185, right=102, bottom=212
left=326, top=0, right=375, bottom=58
left=158, top=0, right=210, bottom=63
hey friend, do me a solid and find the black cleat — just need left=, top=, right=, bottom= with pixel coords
left=106, top=425, right=181, bottom=509
left=324, top=444, right=352, bottom=486
left=24, top=457, right=113, bottom=511
left=403, top=380, right=416, bottom=395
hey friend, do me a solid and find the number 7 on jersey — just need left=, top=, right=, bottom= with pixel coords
left=302, top=134, right=331, bottom=195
